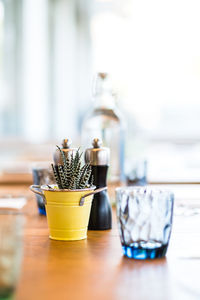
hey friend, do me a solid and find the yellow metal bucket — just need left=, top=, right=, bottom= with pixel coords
left=30, top=185, right=96, bottom=241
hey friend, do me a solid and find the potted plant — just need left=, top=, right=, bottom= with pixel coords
left=30, top=147, right=105, bottom=241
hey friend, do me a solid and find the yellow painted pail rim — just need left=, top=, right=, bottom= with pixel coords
left=30, top=185, right=107, bottom=206
left=40, top=184, right=96, bottom=192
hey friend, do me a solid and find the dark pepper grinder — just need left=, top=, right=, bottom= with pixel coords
left=85, top=138, right=112, bottom=230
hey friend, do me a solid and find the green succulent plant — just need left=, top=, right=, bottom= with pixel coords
left=51, top=146, right=92, bottom=190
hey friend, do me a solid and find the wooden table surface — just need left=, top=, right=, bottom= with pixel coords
left=1, top=184, right=200, bottom=300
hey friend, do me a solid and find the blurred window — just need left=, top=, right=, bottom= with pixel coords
left=91, top=0, right=200, bottom=141
left=0, top=0, right=200, bottom=143
left=0, top=0, right=91, bottom=143
left=0, top=0, right=22, bottom=137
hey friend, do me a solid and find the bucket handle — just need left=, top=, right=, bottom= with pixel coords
left=79, top=187, right=107, bottom=206
left=29, top=185, right=46, bottom=205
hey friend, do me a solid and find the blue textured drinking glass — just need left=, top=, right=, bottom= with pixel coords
left=32, top=162, right=54, bottom=215
left=116, top=187, right=174, bottom=259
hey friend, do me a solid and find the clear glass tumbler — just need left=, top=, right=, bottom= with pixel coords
left=0, top=210, right=24, bottom=299
left=116, top=187, right=174, bottom=259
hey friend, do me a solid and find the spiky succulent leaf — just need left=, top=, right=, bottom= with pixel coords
left=90, top=175, right=94, bottom=187
left=78, top=164, right=92, bottom=188
left=58, top=165, right=67, bottom=189
left=78, top=164, right=89, bottom=187
left=83, top=168, right=92, bottom=187
left=57, top=146, right=69, bottom=183
left=52, top=148, right=92, bottom=190
left=51, top=164, right=62, bottom=189
left=74, top=148, right=82, bottom=170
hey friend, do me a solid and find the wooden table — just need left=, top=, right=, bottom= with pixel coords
left=1, top=184, right=200, bottom=300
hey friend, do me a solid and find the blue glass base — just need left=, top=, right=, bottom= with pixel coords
left=122, top=244, right=168, bottom=259
left=38, top=207, right=46, bottom=216
left=35, top=195, right=46, bottom=216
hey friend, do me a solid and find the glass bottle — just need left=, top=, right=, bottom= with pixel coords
left=81, top=73, right=126, bottom=182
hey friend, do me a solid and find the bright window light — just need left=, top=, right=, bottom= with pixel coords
left=91, top=0, right=200, bottom=140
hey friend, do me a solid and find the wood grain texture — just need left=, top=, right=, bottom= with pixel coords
left=1, top=184, right=200, bottom=300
